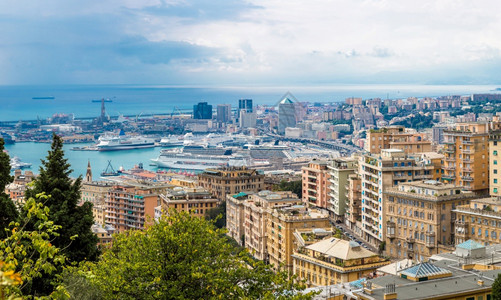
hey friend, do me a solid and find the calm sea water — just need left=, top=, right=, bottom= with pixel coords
left=4, top=142, right=163, bottom=178
left=2, top=84, right=500, bottom=177
left=0, top=84, right=500, bottom=121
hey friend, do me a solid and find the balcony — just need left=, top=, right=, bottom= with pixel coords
left=444, top=166, right=456, bottom=171
left=442, top=175, right=456, bottom=181
left=462, top=140, right=473, bottom=145
left=425, top=231, right=436, bottom=248
left=444, top=149, right=455, bottom=154
left=444, top=140, right=455, bottom=145
left=463, top=168, right=473, bottom=173
left=445, top=157, right=456, bottom=162
left=386, top=222, right=396, bottom=239
left=406, top=237, right=415, bottom=244
left=462, top=149, right=473, bottom=154
left=461, top=176, right=474, bottom=182
left=463, top=158, right=474, bottom=163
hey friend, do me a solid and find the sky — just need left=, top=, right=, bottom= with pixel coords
left=0, top=0, right=501, bottom=85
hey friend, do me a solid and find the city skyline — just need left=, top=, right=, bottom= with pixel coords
left=1, top=0, right=500, bottom=85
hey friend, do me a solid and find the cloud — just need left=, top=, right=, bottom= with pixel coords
left=0, top=0, right=500, bottom=84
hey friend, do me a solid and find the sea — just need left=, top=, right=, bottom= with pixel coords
left=2, top=84, right=500, bottom=178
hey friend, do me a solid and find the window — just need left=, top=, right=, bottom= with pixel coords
left=486, top=229, right=489, bottom=237
left=495, top=151, right=498, bottom=156
left=495, top=160, right=498, bottom=165
left=495, top=188, right=499, bottom=194
left=495, top=179, right=498, bottom=184
left=472, top=227, right=475, bottom=235
left=496, top=169, right=499, bottom=174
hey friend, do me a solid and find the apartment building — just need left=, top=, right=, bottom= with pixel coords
left=292, top=238, right=389, bottom=287
left=226, top=192, right=252, bottom=246
left=359, top=149, right=442, bottom=247
left=366, top=126, right=432, bottom=154
left=5, top=169, right=35, bottom=205
left=158, top=187, right=219, bottom=218
left=442, top=122, right=489, bottom=194
left=454, top=197, right=501, bottom=246
left=105, top=184, right=165, bottom=233
left=327, top=158, right=357, bottom=221
left=384, top=181, right=478, bottom=261
left=243, top=191, right=302, bottom=261
left=489, top=129, right=501, bottom=196
left=267, top=206, right=330, bottom=273
left=302, top=160, right=330, bottom=209
left=198, top=167, right=265, bottom=201
left=345, top=173, right=362, bottom=235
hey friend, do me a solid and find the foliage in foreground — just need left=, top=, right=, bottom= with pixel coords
left=0, top=138, right=18, bottom=240
left=66, top=211, right=314, bottom=300
left=0, top=195, right=68, bottom=299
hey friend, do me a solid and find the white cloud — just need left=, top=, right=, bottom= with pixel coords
left=1, top=0, right=501, bottom=84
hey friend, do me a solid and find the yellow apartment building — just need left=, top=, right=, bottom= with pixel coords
left=243, top=191, right=302, bottom=261
left=292, top=238, right=389, bottom=287
left=454, top=197, right=501, bottom=246
left=489, top=129, right=501, bottom=196
left=384, top=181, right=478, bottom=261
left=366, top=126, right=432, bottom=154
left=198, top=167, right=265, bottom=201
left=442, top=122, right=489, bottom=194
left=267, top=206, right=330, bottom=273
left=359, top=149, right=443, bottom=248
left=159, top=187, right=219, bottom=218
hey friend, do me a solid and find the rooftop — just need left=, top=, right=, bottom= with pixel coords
left=457, top=240, right=485, bottom=250
left=306, top=237, right=377, bottom=260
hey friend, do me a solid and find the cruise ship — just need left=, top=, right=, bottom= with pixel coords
left=96, top=133, right=155, bottom=151
left=150, top=150, right=247, bottom=171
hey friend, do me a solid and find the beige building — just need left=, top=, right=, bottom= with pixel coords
left=454, top=197, right=501, bottom=246
left=302, top=160, right=330, bottom=209
left=267, top=205, right=330, bottom=273
left=442, top=122, right=489, bottom=193
left=328, top=158, right=357, bottom=220
left=159, top=187, right=219, bottom=218
left=198, top=167, right=265, bottom=201
left=384, top=181, right=478, bottom=261
left=243, top=191, right=302, bottom=261
left=226, top=192, right=252, bottom=246
left=359, top=149, right=442, bottom=247
left=366, top=126, right=432, bottom=154
left=292, top=238, right=389, bottom=287
left=5, top=169, right=35, bottom=205
left=345, top=174, right=362, bottom=235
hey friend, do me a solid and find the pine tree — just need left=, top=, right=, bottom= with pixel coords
left=25, top=134, right=98, bottom=262
left=493, top=273, right=501, bottom=300
left=0, top=138, right=18, bottom=240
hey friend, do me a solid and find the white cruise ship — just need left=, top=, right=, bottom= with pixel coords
left=97, top=134, right=155, bottom=151
left=150, top=150, right=248, bottom=171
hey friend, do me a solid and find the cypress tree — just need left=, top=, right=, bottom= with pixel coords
left=25, top=134, right=98, bottom=262
left=0, top=138, right=18, bottom=240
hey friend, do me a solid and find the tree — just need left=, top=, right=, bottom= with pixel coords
left=71, top=211, right=314, bottom=299
left=23, top=134, right=98, bottom=295
left=0, top=195, right=68, bottom=299
left=205, top=201, right=226, bottom=229
left=25, top=134, right=98, bottom=263
left=273, top=180, right=302, bottom=198
left=0, top=138, right=18, bottom=240
left=493, top=273, right=501, bottom=300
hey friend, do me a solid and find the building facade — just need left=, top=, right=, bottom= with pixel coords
left=489, top=129, right=501, bottom=196
left=159, top=187, right=219, bottom=218
left=198, top=167, right=265, bottom=201
left=193, top=102, right=213, bottom=119
left=267, top=206, right=330, bottom=273
left=454, top=197, right=501, bottom=246
left=384, top=181, right=477, bottom=261
left=366, top=126, right=432, bottom=154
left=302, top=160, right=329, bottom=209
left=359, top=149, right=442, bottom=247
left=442, top=122, right=489, bottom=193
left=216, top=104, right=232, bottom=123
left=292, top=238, right=389, bottom=287
left=278, top=97, right=296, bottom=134
left=328, top=158, right=357, bottom=220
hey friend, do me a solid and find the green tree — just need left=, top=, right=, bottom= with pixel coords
left=23, top=134, right=98, bottom=295
left=72, top=211, right=314, bottom=299
left=493, top=273, right=501, bottom=300
left=273, top=180, right=302, bottom=198
left=0, top=138, right=18, bottom=240
left=0, top=195, right=68, bottom=299
left=205, top=201, right=226, bottom=229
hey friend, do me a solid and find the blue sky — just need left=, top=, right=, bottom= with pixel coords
left=0, top=0, right=500, bottom=85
